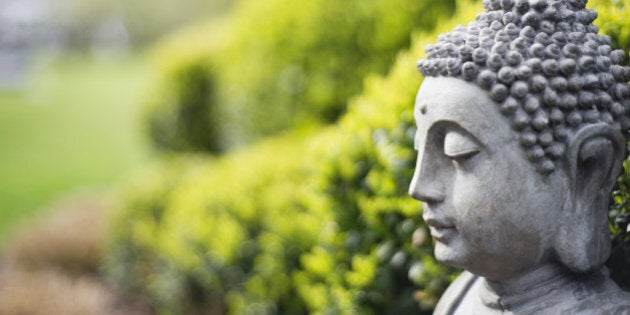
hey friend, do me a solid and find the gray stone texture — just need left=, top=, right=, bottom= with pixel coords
left=409, top=0, right=630, bottom=313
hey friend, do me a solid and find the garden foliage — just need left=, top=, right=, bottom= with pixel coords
left=144, top=19, right=230, bottom=152
left=144, top=0, right=455, bottom=152
left=108, top=0, right=630, bottom=314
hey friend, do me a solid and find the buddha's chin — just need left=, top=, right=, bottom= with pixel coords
left=433, top=239, right=467, bottom=269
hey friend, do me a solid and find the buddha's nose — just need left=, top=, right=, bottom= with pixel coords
left=408, top=153, right=445, bottom=204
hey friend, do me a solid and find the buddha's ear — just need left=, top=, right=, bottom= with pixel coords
left=555, top=123, right=626, bottom=273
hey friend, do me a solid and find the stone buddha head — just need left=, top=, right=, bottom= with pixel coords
left=408, top=0, right=630, bottom=282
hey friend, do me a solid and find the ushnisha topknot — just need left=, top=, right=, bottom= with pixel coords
left=417, top=0, right=630, bottom=174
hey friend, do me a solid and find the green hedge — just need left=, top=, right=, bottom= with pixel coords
left=143, top=19, right=231, bottom=153
left=590, top=0, right=630, bottom=52
left=106, top=133, right=319, bottom=314
left=144, top=0, right=456, bottom=152
left=108, top=0, right=630, bottom=314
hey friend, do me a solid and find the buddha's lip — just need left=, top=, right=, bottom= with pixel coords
left=424, top=215, right=457, bottom=242
left=423, top=216, right=454, bottom=229
left=428, top=225, right=457, bottom=242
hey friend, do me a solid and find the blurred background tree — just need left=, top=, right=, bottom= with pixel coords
left=0, top=0, right=231, bottom=50
left=0, top=0, right=231, bottom=239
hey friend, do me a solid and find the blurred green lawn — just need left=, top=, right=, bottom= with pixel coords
left=0, top=54, right=152, bottom=242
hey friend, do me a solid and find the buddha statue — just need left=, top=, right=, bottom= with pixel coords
left=408, top=0, right=630, bottom=313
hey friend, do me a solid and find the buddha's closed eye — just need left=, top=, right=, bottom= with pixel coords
left=444, top=130, right=481, bottom=161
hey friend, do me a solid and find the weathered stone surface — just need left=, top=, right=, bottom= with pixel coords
left=409, top=0, right=630, bottom=313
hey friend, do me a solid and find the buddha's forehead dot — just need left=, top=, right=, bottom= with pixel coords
left=420, top=104, right=428, bottom=115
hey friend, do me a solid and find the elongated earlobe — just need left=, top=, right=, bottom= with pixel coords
left=555, top=124, right=626, bottom=273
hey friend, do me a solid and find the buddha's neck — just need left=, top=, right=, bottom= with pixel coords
left=479, top=263, right=575, bottom=311
left=484, top=262, right=567, bottom=296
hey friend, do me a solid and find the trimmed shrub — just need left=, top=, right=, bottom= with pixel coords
left=144, top=19, right=231, bottom=152
left=216, top=0, right=456, bottom=146
left=144, top=0, right=456, bottom=152
left=0, top=269, right=113, bottom=315
left=0, top=193, right=154, bottom=315
left=106, top=133, right=324, bottom=314
left=589, top=0, right=630, bottom=53
left=105, top=157, right=218, bottom=313
left=4, top=193, right=110, bottom=276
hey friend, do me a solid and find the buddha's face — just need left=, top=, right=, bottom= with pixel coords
left=409, top=77, right=569, bottom=281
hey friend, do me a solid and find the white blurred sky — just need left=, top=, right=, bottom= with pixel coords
left=0, top=0, right=48, bottom=23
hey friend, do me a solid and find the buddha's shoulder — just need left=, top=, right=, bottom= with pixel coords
left=433, top=271, right=479, bottom=315
left=432, top=271, right=630, bottom=315
left=562, top=288, right=630, bottom=315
